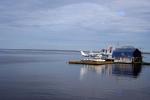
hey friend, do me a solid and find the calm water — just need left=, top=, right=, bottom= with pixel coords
left=0, top=49, right=150, bottom=100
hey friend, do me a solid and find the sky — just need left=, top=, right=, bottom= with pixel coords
left=0, top=0, right=150, bottom=51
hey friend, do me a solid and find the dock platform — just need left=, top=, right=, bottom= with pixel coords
left=69, top=60, right=113, bottom=65
left=69, top=60, right=150, bottom=65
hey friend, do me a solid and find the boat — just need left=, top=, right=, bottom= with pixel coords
left=80, top=46, right=114, bottom=62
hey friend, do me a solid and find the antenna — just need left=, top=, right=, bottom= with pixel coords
left=116, top=41, right=120, bottom=48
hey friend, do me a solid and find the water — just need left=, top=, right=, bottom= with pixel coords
left=0, top=49, right=150, bottom=100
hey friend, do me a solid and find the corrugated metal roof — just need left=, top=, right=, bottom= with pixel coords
left=112, top=48, right=137, bottom=58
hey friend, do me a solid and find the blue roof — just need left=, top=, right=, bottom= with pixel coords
left=112, top=48, right=138, bottom=58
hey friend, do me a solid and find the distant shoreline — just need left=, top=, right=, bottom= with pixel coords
left=0, top=48, right=80, bottom=52
left=142, top=52, right=150, bottom=54
left=0, top=48, right=150, bottom=54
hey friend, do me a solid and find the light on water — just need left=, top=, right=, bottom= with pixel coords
left=0, top=50, right=150, bottom=100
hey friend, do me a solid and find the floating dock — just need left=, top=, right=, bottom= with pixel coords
left=69, top=46, right=150, bottom=66
left=69, top=60, right=113, bottom=65
left=69, top=60, right=150, bottom=65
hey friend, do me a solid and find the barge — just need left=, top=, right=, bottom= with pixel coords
left=69, top=60, right=150, bottom=65
left=69, top=46, right=150, bottom=65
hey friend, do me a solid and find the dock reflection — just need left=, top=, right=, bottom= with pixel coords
left=80, top=64, right=142, bottom=79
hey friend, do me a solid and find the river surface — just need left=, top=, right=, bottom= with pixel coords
left=0, top=49, right=150, bottom=100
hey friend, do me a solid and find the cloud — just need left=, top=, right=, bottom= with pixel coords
left=1, top=2, right=150, bottom=33
left=0, top=0, right=150, bottom=50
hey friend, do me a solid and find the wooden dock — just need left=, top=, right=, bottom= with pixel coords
left=69, top=60, right=150, bottom=65
left=69, top=60, right=113, bottom=65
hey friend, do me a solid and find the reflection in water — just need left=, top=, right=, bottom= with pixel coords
left=112, top=64, right=142, bottom=78
left=80, top=64, right=142, bottom=79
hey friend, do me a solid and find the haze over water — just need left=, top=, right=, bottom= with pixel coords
left=0, top=49, right=150, bottom=100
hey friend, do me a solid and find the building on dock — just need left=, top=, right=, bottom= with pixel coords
left=112, top=46, right=142, bottom=63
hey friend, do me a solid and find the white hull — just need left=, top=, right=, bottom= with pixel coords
left=82, top=58, right=105, bottom=62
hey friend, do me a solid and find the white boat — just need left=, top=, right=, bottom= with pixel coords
left=80, top=51, right=106, bottom=62
left=80, top=46, right=114, bottom=62
left=84, top=58, right=106, bottom=62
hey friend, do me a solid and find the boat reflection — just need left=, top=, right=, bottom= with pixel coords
left=80, top=64, right=142, bottom=79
